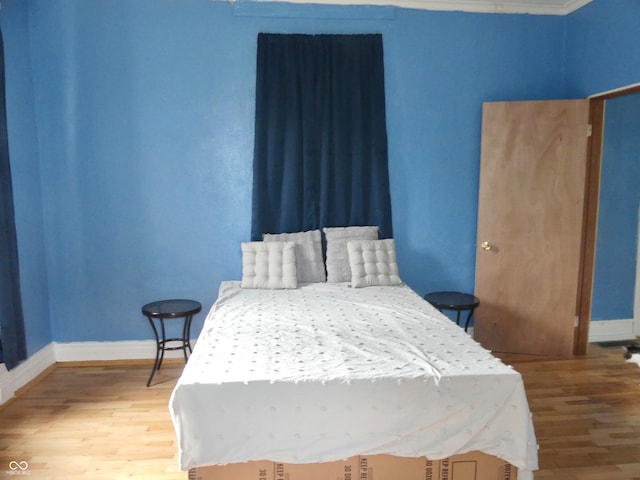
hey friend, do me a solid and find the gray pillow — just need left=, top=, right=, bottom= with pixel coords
left=241, top=241, right=297, bottom=289
left=323, top=226, right=379, bottom=283
left=263, top=230, right=326, bottom=283
left=347, top=239, right=402, bottom=288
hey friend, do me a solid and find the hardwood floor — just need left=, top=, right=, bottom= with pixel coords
left=497, top=343, right=640, bottom=480
left=0, top=344, right=639, bottom=479
left=0, top=360, right=185, bottom=479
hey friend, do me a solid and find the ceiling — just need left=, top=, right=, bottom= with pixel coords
left=268, top=0, right=593, bottom=15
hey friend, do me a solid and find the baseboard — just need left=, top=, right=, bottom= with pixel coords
left=0, top=343, right=56, bottom=405
left=53, top=339, right=195, bottom=362
left=0, top=363, right=8, bottom=404
left=0, top=340, right=195, bottom=405
left=588, top=318, right=635, bottom=343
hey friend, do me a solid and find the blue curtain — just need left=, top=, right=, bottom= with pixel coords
left=0, top=27, right=27, bottom=369
left=251, top=33, right=393, bottom=240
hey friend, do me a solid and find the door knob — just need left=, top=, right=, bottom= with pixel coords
left=481, top=241, right=493, bottom=251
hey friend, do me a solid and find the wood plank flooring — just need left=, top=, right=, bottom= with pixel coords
left=497, top=343, right=640, bottom=480
left=0, top=344, right=639, bottom=479
left=0, top=360, right=185, bottom=479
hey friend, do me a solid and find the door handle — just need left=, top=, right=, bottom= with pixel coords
left=481, top=241, right=493, bottom=251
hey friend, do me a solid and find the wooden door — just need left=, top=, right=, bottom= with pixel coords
left=474, top=100, right=591, bottom=357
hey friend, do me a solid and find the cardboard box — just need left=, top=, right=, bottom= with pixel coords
left=276, top=456, right=358, bottom=480
left=189, top=452, right=516, bottom=480
left=440, top=452, right=517, bottom=480
left=356, top=452, right=515, bottom=480
left=189, top=461, right=274, bottom=480
left=359, top=454, right=438, bottom=480
left=189, top=457, right=357, bottom=480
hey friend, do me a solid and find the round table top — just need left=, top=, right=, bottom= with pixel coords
left=142, top=299, right=202, bottom=318
left=423, top=291, right=479, bottom=310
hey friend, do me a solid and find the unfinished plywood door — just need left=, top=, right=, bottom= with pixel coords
left=474, top=100, right=590, bottom=357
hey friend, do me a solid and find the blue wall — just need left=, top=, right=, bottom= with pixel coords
left=564, top=0, right=640, bottom=97
left=0, top=0, right=638, bottom=354
left=591, top=92, right=640, bottom=321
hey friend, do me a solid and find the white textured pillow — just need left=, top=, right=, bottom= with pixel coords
left=263, top=230, right=326, bottom=283
left=323, top=226, right=379, bottom=283
left=241, top=241, right=297, bottom=289
left=347, top=239, right=402, bottom=288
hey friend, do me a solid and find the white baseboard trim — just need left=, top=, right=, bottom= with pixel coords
left=0, top=343, right=56, bottom=405
left=588, top=318, right=635, bottom=343
left=0, top=340, right=195, bottom=405
left=53, top=339, right=194, bottom=362
left=0, top=363, right=7, bottom=404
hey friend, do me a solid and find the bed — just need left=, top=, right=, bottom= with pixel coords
left=168, top=229, right=538, bottom=479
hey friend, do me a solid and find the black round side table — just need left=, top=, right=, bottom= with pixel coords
left=423, top=291, right=479, bottom=332
left=142, top=299, right=201, bottom=387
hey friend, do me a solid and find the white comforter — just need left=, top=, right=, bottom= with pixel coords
left=169, top=282, right=538, bottom=479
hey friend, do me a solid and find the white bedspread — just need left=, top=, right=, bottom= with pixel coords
left=169, top=281, right=538, bottom=479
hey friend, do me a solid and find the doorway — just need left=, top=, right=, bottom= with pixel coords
left=473, top=86, right=640, bottom=356
left=576, top=83, right=640, bottom=353
left=590, top=91, right=640, bottom=341
left=474, top=99, right=590, bottom=357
